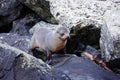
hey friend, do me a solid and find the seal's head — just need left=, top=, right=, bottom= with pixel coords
left=56, top=27, right=70, bottom=41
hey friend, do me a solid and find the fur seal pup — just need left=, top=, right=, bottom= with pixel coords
left=29, top=26, right=70, bottom=61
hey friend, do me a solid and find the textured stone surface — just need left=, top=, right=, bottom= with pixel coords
left=0, top=0, right=22, bottom=32
left=47, top=0, right=120, bottom=61
left=10, top=14, right=41, bottom=36
left=108, top=0, right=120, bottom=3
left=47, top=0, right=116, bottom=48
left=100, top=8, right=120, bottom=61
left=52, top=54, right=120, bottom=80
left=48, top=0, right=112, bottom=28
left=0, top=41, right=70, bottom=80
left=0, top=33, right=30, bottom=53
left=18, top=0, right=58, bottom=24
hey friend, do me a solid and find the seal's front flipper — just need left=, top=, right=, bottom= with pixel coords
left=32, top=48, right=47, bottom=61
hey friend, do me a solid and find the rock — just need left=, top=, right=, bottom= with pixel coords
left=10, top=14, right=41, bottom=36
left=0, top=0, right=22, bottom=32
left=0, top=41, right=70, bottom=80
left=47, top=0, right=120, bottom=61
left=0, top=33, right=30, bottom=53
left=51, top=54, right=120, bottom=80
left=48, top=0, right=115, bottom=48
left=100, top=8, right=120, bottom=61
left=108, top=0, right=120, bottom=3
left=18, top=0, right=58, bottom=24
left=85, top=45, right=101, bottom=57
left=48, top=0, right=108, bottom=28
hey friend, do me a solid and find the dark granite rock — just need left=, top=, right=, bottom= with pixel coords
left=0, top=0, right=22, bottom=32
left=51, top=54, right=120, bottom=80
left=18, top=0, right=58, bottom=24
left=0, top=33, right=30, bottom=53
left=0, top=41, right=70, bottom=80
left=10, top=14, right=41, bottom=36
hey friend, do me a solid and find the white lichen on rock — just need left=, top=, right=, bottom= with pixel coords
left=48, top=0, right=116, bottom=28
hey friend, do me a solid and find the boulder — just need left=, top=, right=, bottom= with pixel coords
left=0, top=40, right=70, bottom=80
left=18, top=0, right=58, bottom=24
left=0, top=0, right=22, bottom=32
left=51, top=54, right=120, bottom=80
left=108, top=0, right=120, bottom=3
left=1, top=33, right=119, bottom=80
left=47, top=0, right=120, bottom=61
left=47, top=0, right=115, bottom=48
left=0, top=33, right=30, bottom=53
left=10, top=14, right=41, bottom=36
left=100, top=8, right=120, bottom=61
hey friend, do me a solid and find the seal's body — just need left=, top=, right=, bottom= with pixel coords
left=29, top=27, right=70, bottom=60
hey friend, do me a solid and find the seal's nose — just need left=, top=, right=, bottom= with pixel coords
left=66, top=34, right=70, bottom=39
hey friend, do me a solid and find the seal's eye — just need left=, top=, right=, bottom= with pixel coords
left=60, top=33, right=64, bottom=36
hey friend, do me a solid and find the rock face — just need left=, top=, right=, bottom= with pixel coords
left=109, top=0, right=120, bottom=3
left=18, top=0, right=58, bottom=24
left=100, top=8, right=120, bottom=61
left=52, top=54, right=120, bottom=80
left=49, top=0, right=105, bottom=28
left=0, top=37, right=70, bottom=80
left=47, top=0, right=115, bottom=48
left=47, top=0, right=120, bottom=61
left=0, top=33, right=30, bottom=53
left=0, top=0, right=22, bottom=32
left=10, top=14, right=41, bottom=36
left=0, top=33, right=119, bottom=80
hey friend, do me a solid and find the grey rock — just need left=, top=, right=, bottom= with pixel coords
left=10, top=14, right=41, bottom=36
left=0, top=33, right=30, bottom=53
left=0, top=41, right=70, bottom=80
left=48, top=0, right=120, bottom=61
left=18, top=0, right=58, bottom=24
left=48, top=0, right=107, bottom=28
left=52, top=54, right=120, bottom=80
left=100, top=9, right=120, bottom=61
left=47, top=0, right=115, bottom=48
left=0, top=0, right=22, bottom=30
left=107, top=0, right=120, bottom=3
left=85, top=45, right=101, bottom=57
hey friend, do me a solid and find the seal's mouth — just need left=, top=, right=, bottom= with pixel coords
left=59, top=36, right=70, bottom=41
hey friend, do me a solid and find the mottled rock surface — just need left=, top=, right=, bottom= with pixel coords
left=10, top=14, right=41, bottom=36
left=51, top=54, right=120, bottom=80
left=0, top=41, right=70, bottom=80
left=18, top=0, right=58, bottom=24
left=100, top=8, right=120, bottom=61
left=0, top=33, right=30, bottom=53
left=48, top=0, right=114, bottom=48
left=0, top=0, right=22, bottom=32
left=48, top=0, right=113, bottom=28
left=108, top=0, right=120, bottom=3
